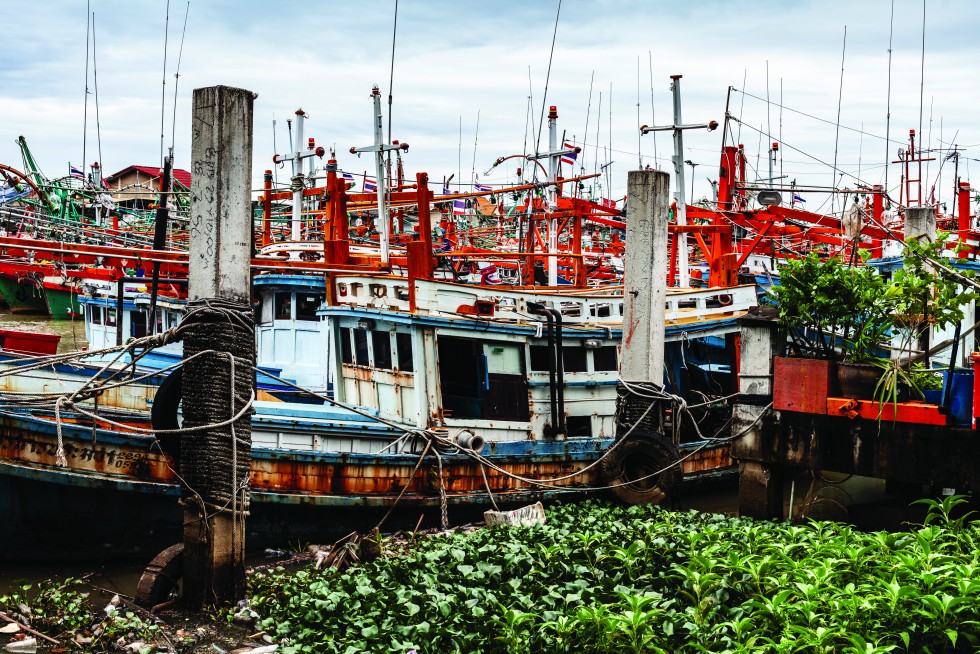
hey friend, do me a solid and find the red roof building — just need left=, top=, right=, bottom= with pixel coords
left=104, top=165, right=192, bottom=209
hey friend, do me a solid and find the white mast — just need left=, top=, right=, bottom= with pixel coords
left=272, top=108, right=324, bottom=242
left=640, top=75, right=717, bottom=287
left=351, top=85, right=407, bottom=267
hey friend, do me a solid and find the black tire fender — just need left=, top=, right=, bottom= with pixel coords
left=151, top=367, right=182, bottom=462
left=601, top=431, right=682, bottom=506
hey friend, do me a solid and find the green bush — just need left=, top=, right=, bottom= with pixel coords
left=248, top=498, right=980, bottom=653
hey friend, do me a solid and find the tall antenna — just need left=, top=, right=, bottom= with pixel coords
left=82, top=0, right=91, bottom=173
left=636, top=56, right=642, bottom=168
left=765, top=60, right=771, bottom=148
left=594, top=91, right=602, bottom=179
left=92, top=12, right=103, bottom=170
left=608, top=82, right=612, bottom=192
left=778, top=78, right=783, bottom=184
left=471, top=110, right=480, bottom=185
left=736, top=69, right=747, bottom=146
left=387, top=0, right=398, bottom=147
left=831, top=25, right=847, bottom=216
left=457, top=115, right=462, bottom=188
left=533, top=0, right=562, bottom=161
left=160, top=0, right=171, bottom=168
left=169, top=1, right=190, bottom=158
left=884, top=0, right=895, bottom=196
left=582, top=70, right=594, bottom=176
left=648, top=51, right=657, bottom=167
left=918, top=0, right=926, bottom=151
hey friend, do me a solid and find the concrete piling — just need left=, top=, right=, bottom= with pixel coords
left=181, top=85, right=256, bottom=607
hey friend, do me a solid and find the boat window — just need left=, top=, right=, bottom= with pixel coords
left=274, top=292, right=292, bottom=320
left=353, top=329, right=370, bottom=366
left=296, top=294, right=323, bottom=321
left=566, top=415, right=592, bottom=438
left=131, top=313, right=149, bottom=338
left=340, top=328, right=353, bottom=364
left=563, top=347, right=588, bottom=373
left=529, top=345, right=552, bottom=372
left=105, top=308, right=117, bottom=327
left=372, top=331, right=392, bottom=370
left=593, top=346, right=618, bottom=371
left=90, top=306, right=102, bottom=325
left=396, top=333, right=414, bottom=372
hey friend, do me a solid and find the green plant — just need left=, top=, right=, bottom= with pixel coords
left=768, top=253, right=894, bottom=362
left=246, top=498, right=980, bottom=653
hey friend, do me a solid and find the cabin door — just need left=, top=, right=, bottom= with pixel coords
left=438, top=337, right=529, bottom=421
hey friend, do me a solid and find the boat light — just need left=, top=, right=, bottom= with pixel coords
left=582, top=338, right=602, bottom=349
left=356, top=318, right=376, bottom=331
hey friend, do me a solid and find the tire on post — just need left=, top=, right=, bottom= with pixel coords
left=601, top=431, right=681, bottom=505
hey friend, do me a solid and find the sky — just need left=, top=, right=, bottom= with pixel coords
left=1, top=0, right=978, bottom=213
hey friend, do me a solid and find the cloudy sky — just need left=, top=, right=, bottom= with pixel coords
left=1, top=0, right=977, bottom=211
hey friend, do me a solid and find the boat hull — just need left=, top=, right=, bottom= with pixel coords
left=0, top=410, right=617, bottom=560
left=43, top=284, right=82, bottom=320
left=0, top=274, right=47, bottom=314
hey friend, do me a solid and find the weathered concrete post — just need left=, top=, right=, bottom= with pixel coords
left=621, top=170, right=670, bottom=387
left=732, top=307, right=784, bottom=519
left=606, top=170, right=680, bottom=504
left=182, top=85, right=255, bottom=607
left=905, top=206, right=937, bottom=366
left=905, top=206, right=936, bottom=243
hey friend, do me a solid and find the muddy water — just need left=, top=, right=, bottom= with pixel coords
left=0, top=310, right=89, bottom=353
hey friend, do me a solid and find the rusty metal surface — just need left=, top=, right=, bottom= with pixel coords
left=735, top=409, right=980, bottom=491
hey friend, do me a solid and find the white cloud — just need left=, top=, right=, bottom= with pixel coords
left=0, top=0, right=976, bottom=206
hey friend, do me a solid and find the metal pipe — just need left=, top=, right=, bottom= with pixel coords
left=545, top=306, right=567, bottom=436
left=528, top=302, right=558, bottom=436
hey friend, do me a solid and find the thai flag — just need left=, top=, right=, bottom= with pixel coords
left=793, top=194, right=806, bottom=204
left=363, top=177, right=377, bottom=192
left=100, top=177, right=110, bottom=190
left=70, top=165, right=84, bottom=179
left=442, top=187, right=451, bottom=195
left=474, top=183, right=492, bottom=193
left=453, top=199, right=466, bottom=216
left=561, top=143, right=577, bottom=166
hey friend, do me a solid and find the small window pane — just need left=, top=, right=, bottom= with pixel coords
left=353, top=329, right=369, bottom=366
left=396, top=333, right=414, bottom=372
left=274, top=292, right=292, bottom=320
left=132, top=314, right=149, bottom=338
left=563, top=347, right=588, bottom=373
left=340, top=328, right=353, bottom=364
left=296, top=294, right=323, bottom=321
left=593, top=346, right=618, bottom=372
left=372, top=331, right=392, bottom=370
left=91, top=306, right=102, bottom=325
left=529, top=345, right=552, bottom=372
left=105, top=309, right=117, bottom=327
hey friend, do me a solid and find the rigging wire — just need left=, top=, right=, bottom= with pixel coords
left=169, top=1, right=190, bottom=159
left=160, top=0, right=171, bottom=169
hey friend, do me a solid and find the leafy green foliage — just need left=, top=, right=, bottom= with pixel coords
left=248, top=500, right=980, bottom=653
left=768, top=253, right=893, bottom=362
left=0, top=578, right=165, bottom=652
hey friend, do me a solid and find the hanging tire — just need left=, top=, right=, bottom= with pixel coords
left=601, top=431, right=682, bottom=505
